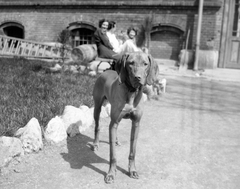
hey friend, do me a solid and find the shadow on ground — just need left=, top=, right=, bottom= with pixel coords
left=60, top=133, right=128, bottom=178
left=60, top=134, right=108, bottom=176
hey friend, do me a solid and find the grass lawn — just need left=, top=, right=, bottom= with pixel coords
left=0, top=57, right=96, bottom=136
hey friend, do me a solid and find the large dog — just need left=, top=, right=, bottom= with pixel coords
left=92, top=52, right=158, bottom=183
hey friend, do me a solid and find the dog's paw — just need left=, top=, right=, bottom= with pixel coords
left=129, top=171, right=139, bottom=179
left=105, top=173, right=115, bottom=184
left=91, top=144, right=99, bottom=151
left=115, top=141, right=121, bottom=146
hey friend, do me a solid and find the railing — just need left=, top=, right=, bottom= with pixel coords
left=0, top=35, right=62, bottom=59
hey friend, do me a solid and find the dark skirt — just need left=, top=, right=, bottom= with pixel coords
left=98, top=45, right=122, bottom=61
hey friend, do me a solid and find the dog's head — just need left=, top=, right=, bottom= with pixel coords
left=116, top=52, right=158, bottom=89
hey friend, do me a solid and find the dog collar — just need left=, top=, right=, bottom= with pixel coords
left=124, top=81, right=137, bottom=92
left=122, top=65, right=140, bottom=92
left=124, top=77, right=141, bottom=93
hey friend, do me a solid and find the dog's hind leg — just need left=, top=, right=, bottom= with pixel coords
left=92, top=95, right=105, bottom=151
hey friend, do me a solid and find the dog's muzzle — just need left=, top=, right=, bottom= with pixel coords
left=133, top=76, right=143, bottom=88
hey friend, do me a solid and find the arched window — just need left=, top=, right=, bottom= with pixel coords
left=0, top=22, right=24, bottom=39
left=67, top=22, right=96, bottom=47
left=150, top=24, right=184, bottom=60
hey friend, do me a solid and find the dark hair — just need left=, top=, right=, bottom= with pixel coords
left=127, top=27, right=138, bottom=36
left=108, top=21, right=116, bottom=30
left=98, top=19, right=110, bottom=28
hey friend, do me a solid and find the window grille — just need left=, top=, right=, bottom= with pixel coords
left=71, top=28, right=94, bottom=47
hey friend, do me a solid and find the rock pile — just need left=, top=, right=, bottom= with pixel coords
left=0, top=104, right=110, bottom=170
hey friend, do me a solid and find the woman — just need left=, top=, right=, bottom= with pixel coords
left=107, top=24, right=142, bottom=55
left=106, top=21, right=121, bottom=53
left=93, top=19, right=121, bottom=61
left=120, top=27, right=142, bottom=54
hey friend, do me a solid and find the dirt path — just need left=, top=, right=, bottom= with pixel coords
left=1, top=76, right=240, bottom=189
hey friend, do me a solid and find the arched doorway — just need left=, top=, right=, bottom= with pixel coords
left=67, top=22, right=96, bottom=47
left=150, top=25, right=184, bottom=60
left=0, top=22, right=24, bottom=39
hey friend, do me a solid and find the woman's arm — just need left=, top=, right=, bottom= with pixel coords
left=94, top=29, right=113, bottom=50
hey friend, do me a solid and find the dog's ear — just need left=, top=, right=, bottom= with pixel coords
left=117, top=54, right=129, bottom=83
left=146, top=54, right=159, bottom=85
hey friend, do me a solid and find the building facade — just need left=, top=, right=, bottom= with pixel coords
left=1, top=0, right=234, bottom=69
left=219, top=0, right=240, bottom=69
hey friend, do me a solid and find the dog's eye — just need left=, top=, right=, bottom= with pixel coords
left=129, top=61, right=134, bottom=65
left=144, top=62, right=148, bottom=66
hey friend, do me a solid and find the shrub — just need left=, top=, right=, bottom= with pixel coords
left=57, top=29, right=72, bottom=63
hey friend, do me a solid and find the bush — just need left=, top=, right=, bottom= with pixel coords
left=57, top=29, right=72, bottom=63
left=0, top=57, right=96, bottom=136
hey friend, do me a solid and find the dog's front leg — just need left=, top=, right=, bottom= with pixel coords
left=128, top=109, right=143, bottom=179
left=105, top=119, right=119, bottom=184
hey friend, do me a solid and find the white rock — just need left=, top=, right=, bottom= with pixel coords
left=69, top=65, right=78, bottom=73
left=88, top=70, right=97, bottom=77
left=89, top=60, right=111, bottom=73
left=0, top=136, right=24, bottom=168
left=44, top=116, right=67, bottom=143
left=89, top=107, right=94, bottom=118
left=79, top=65, right=86, bottom=72
left=79, top=105, right=90, bottom=112
left=15, top=118, right=43, bottom=153
left=54, top=63, right=62, bottom=70
left=79, top=105, right=94, bottom=130
left=61, top=105, right=93, bottom=137
left=50, top=63, right=62, bottom=72
left=88, top=60, right=100, bottom=72
left=97, top=62, right=111, bottom=73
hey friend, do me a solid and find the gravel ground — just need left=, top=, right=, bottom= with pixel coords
left=1, top=75, right=240, bottom=189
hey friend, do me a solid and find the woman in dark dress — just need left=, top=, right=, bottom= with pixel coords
left=93, top=19, right=121, bottom=61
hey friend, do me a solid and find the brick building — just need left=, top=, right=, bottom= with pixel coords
left=1, top=0, right=238, bottom=69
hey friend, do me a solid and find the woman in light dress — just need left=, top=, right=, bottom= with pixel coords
left=107, top=21, right=142, bottom=55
